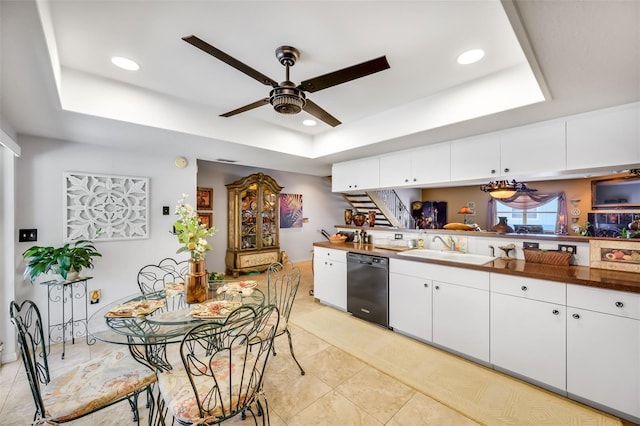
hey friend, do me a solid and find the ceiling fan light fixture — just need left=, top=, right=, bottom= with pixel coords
left=480, top=179, right=534, bottom=199
left=269, top=86, right=306, bottom=114
left=303, top=119, right=317, bottom=126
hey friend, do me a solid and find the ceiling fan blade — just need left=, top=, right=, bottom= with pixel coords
left=220, top=98, right=270, bottom=117
left=303, top=99, right=342, bottom=127
left=183, top=35, right=278, bottom=87
left=299, top=56, right=390, bottom=93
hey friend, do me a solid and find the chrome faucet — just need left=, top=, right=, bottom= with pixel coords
left=432, top=236, right=455, bottom=251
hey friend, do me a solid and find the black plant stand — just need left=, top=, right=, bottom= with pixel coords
left=40, top=276, right=94, bottom=359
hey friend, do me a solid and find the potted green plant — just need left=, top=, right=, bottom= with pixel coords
left=22, top=239, right=102, bottom=282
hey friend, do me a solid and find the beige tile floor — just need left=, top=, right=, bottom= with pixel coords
left=1, top=260, right=633, bottom=425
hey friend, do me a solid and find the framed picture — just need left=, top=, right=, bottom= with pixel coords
left=197, top=212, right=213, bottom=229
left=280, top=193, right=303, bottom=228
left=197, top=187, right=213, bottom=210
left=589, top=239, right=640, bottom=273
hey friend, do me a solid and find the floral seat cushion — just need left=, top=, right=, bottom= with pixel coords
left=42, top=350, right=156, bottom=421
left=157, top=350, right=260, bottom=424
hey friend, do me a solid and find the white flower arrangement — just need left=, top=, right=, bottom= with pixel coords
left=174, top=194, right=218, bottom=261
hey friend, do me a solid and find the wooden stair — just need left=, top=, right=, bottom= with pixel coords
left=341, top=192, right=396, bottom=227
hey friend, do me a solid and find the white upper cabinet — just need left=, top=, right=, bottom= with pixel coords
left=499, top=121, right=566, bottom=178
left=450, top=121, right=566, bottom=183
left=450, top=134, right=501, bottom=182
left=566, top=102, right=640, bottom=171
left=379, top=143, right=450, bottom=188
left=332, top=156, right=380, bottom=192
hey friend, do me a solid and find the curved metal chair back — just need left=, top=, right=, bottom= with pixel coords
left=137, top=257, right=189, bottom=294
left=173, top=305, right=280, bottom=424
left=9, top=300, right=49, bottom=419
left=138, top=258, right=189, bottom=310
left=265, top=261, right=305, bottom=375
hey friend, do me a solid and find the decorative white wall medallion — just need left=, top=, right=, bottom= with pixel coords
left=64, top=172, right=149, bottom=241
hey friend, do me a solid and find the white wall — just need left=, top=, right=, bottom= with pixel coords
left=197, top=160, right=350, bottom=272
left=14, top=135, right=197, bottom=332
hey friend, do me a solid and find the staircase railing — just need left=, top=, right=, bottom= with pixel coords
left=369, top=190, right=415, bottom=229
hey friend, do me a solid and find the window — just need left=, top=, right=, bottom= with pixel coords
left=495, top=196, right=560, bottom=234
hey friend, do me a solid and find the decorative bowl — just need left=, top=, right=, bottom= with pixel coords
left=328, top=235, right=347, bottom=244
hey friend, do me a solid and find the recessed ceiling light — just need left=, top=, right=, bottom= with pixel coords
left=457, top=49, right=485, bottom=65
left=111, top=56, right=140, bottom=71
left=303, top=119, right=317, bottom=126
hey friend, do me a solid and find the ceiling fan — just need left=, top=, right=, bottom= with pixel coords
left=182, top=35, right=390, bottom=127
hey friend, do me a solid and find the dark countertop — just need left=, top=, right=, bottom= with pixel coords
left=313, top=241, right=640, bottom=294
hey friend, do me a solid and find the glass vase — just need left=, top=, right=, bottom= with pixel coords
left=185, top=259, right=207, bottom=304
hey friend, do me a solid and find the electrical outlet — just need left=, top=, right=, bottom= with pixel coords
left=394, top=233, right=403, bottom=240
left=162, top=206, right=170, bottom=215
left=558, top=244, right=577, bottom=254
left=523, top=241, right=539, bottom=249
left=19, top=229, right=38, bottom=242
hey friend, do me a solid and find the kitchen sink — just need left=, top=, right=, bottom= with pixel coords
left=397, top=249, right=497, bottom=265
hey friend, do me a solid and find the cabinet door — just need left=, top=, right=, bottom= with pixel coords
left=491, top=293, right=566, bottom=390
left=239, top=186, right=258, bottom=249
left=332, top=157, right=380, bottom=192
left=389, top=273, right=432, bottom=341
left=567, top=308, right=640, bottom=418
left=411, top=142, right=451, bottom=185
left=566, top=103, right=640, bottom=170
left=331, top=161, right=353, bottom=192
left=313, top=256, right=347, bottom=310
left=500, top=121, right=566, bottom=178
left=379, top=151, right=412, bottom=188
left=354, top=156, right=380, bottom=190
left=450, top=134, right=501, bottom=182
left=432, top=281, right=490, bottom=362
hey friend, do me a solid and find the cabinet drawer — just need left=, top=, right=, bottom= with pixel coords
left=567, top=284, right=640, bottom=320
left=314, top=247, right=346, bottom=262
left=390, top=258, right=438, bottom=277
left=429, top=265, right=490, bottom=291
left=491, top=273, right=566, bottom=305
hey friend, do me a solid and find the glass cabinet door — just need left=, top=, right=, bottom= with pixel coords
left=261, top=188, right=277, bottom=248
left=240, top=184, right=258, bottom=250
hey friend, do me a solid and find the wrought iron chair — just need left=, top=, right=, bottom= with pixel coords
left=9, top=299, right=156, bottom=425
left=137, top=257, right=189, bottom=309
left=156, top=305, right=280, bottom=425
left=263, top=261, right=305, bottom=375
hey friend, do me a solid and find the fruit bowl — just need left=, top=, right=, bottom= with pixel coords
left=328, top=235, right=347, bottom=244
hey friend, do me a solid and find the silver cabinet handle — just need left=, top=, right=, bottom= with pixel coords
left=521, top=285, right=528, bottom=291
left=615, top=301, right=624, bottom=308
left=572, top=313, right=580, bottom=319
left=552, top=309, right=560, bottom=315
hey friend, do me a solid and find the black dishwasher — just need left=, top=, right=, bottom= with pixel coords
left=346, top=252, right=389, bottom=328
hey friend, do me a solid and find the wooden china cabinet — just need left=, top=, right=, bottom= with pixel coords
left=225, top=172, right=283, bottom=277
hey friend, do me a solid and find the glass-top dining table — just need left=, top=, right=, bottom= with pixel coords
left=87, top=281, right=265, bottom=371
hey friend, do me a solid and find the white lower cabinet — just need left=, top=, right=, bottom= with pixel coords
left=313, top=247, right=347, bottom=310
left=389, top=259, right=432, bottom=341
left=491, top=293, right=566, bottom=390
left=433, top=280, right=490, bottom=363
left=566, top=284, right=640, bottom=419
left=490, top=274, right=567, bottom=391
